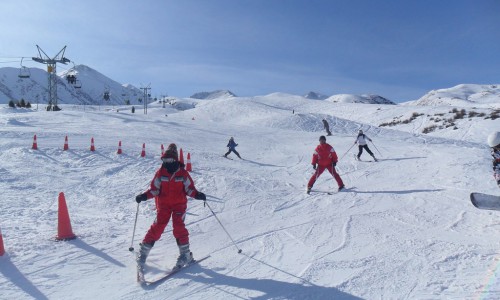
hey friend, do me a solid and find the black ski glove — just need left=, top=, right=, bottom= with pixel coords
left=194, top=192, right=206, bottom=201
left=332, top=162, right=337, bottom=168
left=312, top=164, right=317, bottom=170
left=135, top=193, right=147, bottom=203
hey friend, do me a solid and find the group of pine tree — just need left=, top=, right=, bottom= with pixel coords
left=8, top=99, right=32, bottom=108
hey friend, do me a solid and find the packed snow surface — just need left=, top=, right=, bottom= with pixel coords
left=0, top=94, right=499, bottom=299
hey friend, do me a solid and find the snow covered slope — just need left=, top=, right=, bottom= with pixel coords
left=0, top=65, right=142, bottom=106
left=407, top=84, right=500, bottom=107
left=0, top=94, right=499, bottom=299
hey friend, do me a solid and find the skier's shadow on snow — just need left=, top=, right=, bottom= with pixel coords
left=0, top=256, right=49, bottom=300
left=353, top=188, right=444, bottom=194
left=376, top=156, right=426, bottom=162
left=240, top=158, right=285, bottom=168
left=69, top=239, right=126, bottom=268
left=182, top=265, right=362, bottom=300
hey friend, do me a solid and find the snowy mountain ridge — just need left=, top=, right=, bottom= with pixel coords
left=406, top=84, right=500, bottom=107
left=326, top=94, right=395, bottom=105
left=2, top=66, right=500, bottom=109
left=0, top=65, right=142, bottom=106
left=189, top=90, right=237, bottom=100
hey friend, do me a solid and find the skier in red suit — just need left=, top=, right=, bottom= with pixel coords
left=135, top=143, right=206, bottom=270
left=307, top=135, right=345, bottom=194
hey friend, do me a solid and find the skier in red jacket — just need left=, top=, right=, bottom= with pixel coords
left=307, top=135, right=345, bottom=194
left=135, top=143, right=206, bottom=272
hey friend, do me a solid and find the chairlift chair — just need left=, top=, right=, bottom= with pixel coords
left=18, top=58, right=31, bottom=79
left=74, top=80, right=82, bottom=89
left=18, top=67, right=31, bottom=79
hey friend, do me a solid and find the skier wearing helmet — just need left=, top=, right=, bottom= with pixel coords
left=135, top=143, right=207, bottom=280
left=487, top=131, right=500, bottom=189
left=354, top=129, right=378, bottom=162
left=306, top=135, right=345, bottom=194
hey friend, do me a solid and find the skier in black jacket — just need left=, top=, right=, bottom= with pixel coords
left=224, top=137, right=241, bottom=159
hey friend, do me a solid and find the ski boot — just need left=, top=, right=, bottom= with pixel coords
left=338, top=185, right=345, bottom=192
left=306, top=186, right=312, bottom=194
left=372, top=155, right=378, bottom=162
left=175, top=244, right=194, bottom=270
left=136, top=242, right=153, bottom=281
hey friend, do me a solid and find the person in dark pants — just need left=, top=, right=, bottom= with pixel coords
left=354, top=130, right=377, bottom=161
left=322, top=119, right=332, bottom=136
left=224, top=137, right=241, bottom=159
left=487, top=131, right=500, bottom=189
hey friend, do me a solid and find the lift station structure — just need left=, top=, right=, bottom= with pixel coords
left=32, top=45, right=71, bottom=111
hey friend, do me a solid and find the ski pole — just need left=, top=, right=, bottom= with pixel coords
left=370, top=140, right=382, bottom=157
left=339, top=143, right=356, bottom=161
left=129, top=203, right=140, bottom=252
left=205, top=201, right=242, bottom=254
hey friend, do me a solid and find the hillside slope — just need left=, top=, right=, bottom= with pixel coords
left=0, top=94, right=499, bottom=299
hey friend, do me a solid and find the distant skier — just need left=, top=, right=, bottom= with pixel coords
left=487, top=131, right=500, bottom=189
left=322, top=119, right=332, bottom=136
left=354, top=130, right=377, bottom=161
left=135, top=143, right=207, bottom=273
left=224, top=137, right=242, bottom=159
left=307, top=135, right=345, bottom=194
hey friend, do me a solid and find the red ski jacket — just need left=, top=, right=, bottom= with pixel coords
left=144, top=166, right=198, bottom=209
left=311, top=143, right=339, bottom=167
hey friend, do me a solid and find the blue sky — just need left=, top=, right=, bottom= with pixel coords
left=1, top=0, right=499, bottom=102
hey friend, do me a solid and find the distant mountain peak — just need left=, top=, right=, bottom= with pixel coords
left=326, top=94, right=395, bottom=105
left=409, top=84, right=500, bottom=106
left=304, top=91, right=328, bottom=100
left=190, top=90, right=236, bottom=100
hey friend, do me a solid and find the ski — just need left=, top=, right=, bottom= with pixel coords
left=353, top=153, right=377, bottom=162
left=308, top=187, right=349, bottom=195
left=139, top=255, right=210, bottom=286
left=222, top=156, right=233, bottom=160
left=470, top=193, right=500, bottom=211
left=310, top=189, right=334, bottom=195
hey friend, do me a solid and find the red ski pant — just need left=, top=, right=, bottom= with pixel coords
left=143, top=204, right=189, bottom=245
left=307, top=165, right=344, bottom=188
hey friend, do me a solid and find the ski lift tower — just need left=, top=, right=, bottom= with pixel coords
left=32, top=45, right=71, bottom=111
left=140, top=84, right=151, bottom=114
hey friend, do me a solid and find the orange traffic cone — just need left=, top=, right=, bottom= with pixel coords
left=90, top=137, right=95, bottom=151
left=0, top=226, right=5, bottom=256
left=56, top=192, right=76, bottom=241
left=117, top=141, right=122, bottom=154
left=186, top=152, right=192, bottom=171
left=179, top=148, right=184, bottom=164
left=63, top=136, right=69, bottom=151
left=161, top=144, right=164, bottom=156
left=141, top=143, right=146, bottom=157
left=32, top=134, right=38, bottom=150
